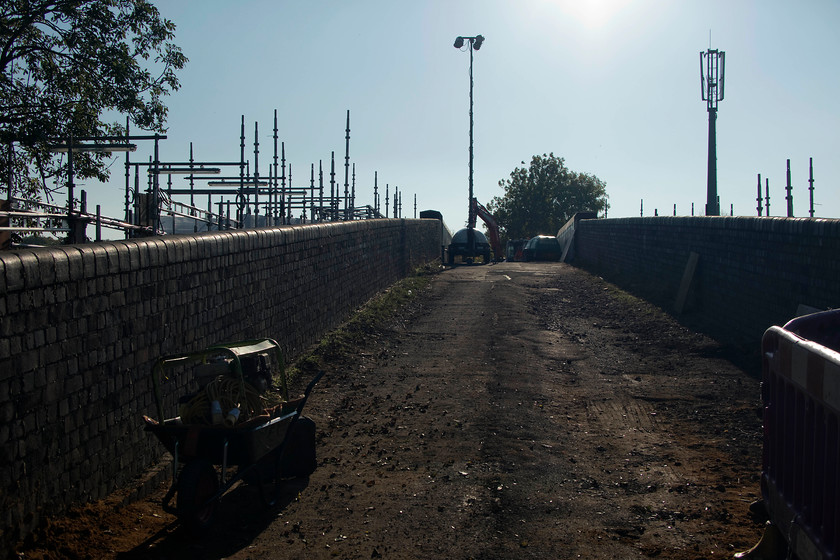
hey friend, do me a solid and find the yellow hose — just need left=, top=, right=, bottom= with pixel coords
left=180, top=375, right=268, bottom=426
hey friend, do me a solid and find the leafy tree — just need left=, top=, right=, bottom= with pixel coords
left=0, top=0, right=187, bottom=201
left=486, top=153, right=608, bottom=242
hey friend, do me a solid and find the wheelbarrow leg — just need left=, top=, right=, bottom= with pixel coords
left=272, top=371, right=323, bottom=480
left=176, top=459, right=220, bottom=534
left=258, top=371, right=325, bottom=507
left=244, top=450, right=282, bottom=508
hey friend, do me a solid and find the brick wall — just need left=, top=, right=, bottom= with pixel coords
left=574, top=216, right=840, bottom=354
left=0, top=218, right=440, bottom=549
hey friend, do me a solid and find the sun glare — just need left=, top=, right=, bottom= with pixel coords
left=541, top=0, right=632, bottom=31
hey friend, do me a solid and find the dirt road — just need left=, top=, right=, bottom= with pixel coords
left=17, top=262, right=766, bottom=559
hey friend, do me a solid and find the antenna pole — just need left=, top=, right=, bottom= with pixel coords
left=700, top=47, right=725, bottom=216
left=808, top=157, right=815, bottom=217
left=756, top=174, right=763, bottom=216
left=786, top=159, right=794, bottom=217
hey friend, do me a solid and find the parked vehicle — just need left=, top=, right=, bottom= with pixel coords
left=522, top=235, right=562, bottom=261
left=506, top=239, right=528, bottom=261
left=448, top=227, right=492, bottom=264
left=420, top=209, right=453, bottom=263
left=447, top=198, right=504, bottom=264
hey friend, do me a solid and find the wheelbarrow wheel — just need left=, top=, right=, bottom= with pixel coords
left=176, top=459, right=219, bottom=533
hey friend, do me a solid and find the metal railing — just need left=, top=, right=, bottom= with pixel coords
left=0, top=195, right=151, bottom=247
left=0, top=192, right=241, bottom=247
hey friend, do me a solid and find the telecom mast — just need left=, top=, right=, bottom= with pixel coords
left=700, top=47, right=725, bottom=216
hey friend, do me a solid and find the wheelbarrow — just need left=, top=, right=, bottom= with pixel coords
left=142, top=338, right=324, bottom=532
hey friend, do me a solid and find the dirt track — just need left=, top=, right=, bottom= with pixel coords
left=17, top=262, right=766, bottom=559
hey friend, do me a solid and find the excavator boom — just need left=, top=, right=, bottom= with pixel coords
left=471, top=198, right=504, bottom=260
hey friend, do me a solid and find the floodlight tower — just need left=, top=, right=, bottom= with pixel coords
left=453, top=33, right=485, bottom=256
left=700, top=48, right=725, bottom=216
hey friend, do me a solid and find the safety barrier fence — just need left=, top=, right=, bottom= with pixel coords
left=761, top=309, right=840, bottom=559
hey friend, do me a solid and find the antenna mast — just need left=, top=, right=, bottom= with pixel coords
left=700, top=46, right=725, bottom=216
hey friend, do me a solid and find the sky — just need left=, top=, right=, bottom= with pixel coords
left=86, top=0, right=840, bottom=237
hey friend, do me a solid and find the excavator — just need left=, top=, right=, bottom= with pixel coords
left=472, top=198, right=503, bottom=260
left=447, top=198, right=504, bottom=264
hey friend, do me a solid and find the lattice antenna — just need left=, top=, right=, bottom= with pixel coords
left=700, top=49, right=725, bottom=110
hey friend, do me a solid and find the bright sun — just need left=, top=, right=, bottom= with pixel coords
left=548, top=0, right=631, bottom=31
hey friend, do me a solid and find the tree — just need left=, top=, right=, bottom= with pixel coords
left=0, top=0, right=187, bottom=201
left=486, top=153, right=609, bottom=242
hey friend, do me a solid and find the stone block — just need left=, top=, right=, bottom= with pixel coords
left=162, top=236, right=182, bottom=264
left=12, top=251, right=40, bottom=292
left=147, top=238, right=165, bottom=266
left=0, top=253, right=24, bottom=293
left=75, top=246, right=95, bottom=279
left=64, top=248, right=86, bottom=284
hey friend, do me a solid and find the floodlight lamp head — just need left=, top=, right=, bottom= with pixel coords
left=454, top=36, right=464, bottom=49
left=473, top=35, right=484, bottom=50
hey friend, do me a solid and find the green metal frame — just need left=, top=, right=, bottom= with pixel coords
left=150, top=338, right=287, bottom=423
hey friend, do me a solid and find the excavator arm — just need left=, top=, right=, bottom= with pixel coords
left=471, top=198, right=504, bottom=260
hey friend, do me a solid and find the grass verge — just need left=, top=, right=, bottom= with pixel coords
left=284, top=261, right=443, bottom=383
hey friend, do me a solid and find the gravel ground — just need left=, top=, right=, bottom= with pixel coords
left=15, top=262, right=766, bottom=559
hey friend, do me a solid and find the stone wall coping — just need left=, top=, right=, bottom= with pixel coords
left=0, top=218, right=430, bottom=297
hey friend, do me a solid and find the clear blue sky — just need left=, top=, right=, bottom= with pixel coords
left=90, top=0, right=839, bottom=236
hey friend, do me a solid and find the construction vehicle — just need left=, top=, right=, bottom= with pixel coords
left=447, top=198, right=503, bottom=265
left=506, top=239, right=528, bottom=261
left=472, top=198, right=503, bottom=260
left=419, top=209, right=453, bottom=263
left=448, top=227, right=491, bottom=264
